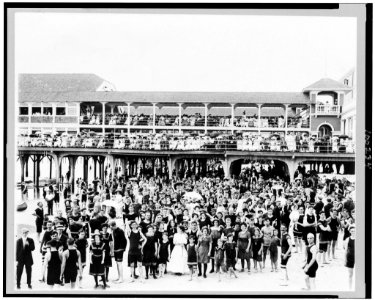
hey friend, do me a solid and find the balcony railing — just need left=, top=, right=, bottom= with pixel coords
left=55, top=116, right=79, bottom=123
left=17, top=134, right=355, bottom=154
left=18, top=116, right=29, bottom=123
left=316, top=105, right=340, bottom=115
left=30, top=116, right=54, bottom=123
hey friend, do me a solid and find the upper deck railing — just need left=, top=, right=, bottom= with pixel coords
left=17, top=134, right=355, bottom=154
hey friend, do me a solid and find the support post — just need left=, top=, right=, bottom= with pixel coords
left=49, top=156, right=52, bottom=179
left=231, top=104, right=235, bottom=133
left=284, top=104, right=289, bottom=133
left=25, top=156, right=29, bottom=177
left=102, top=102, right=106, bottom=133
left=152, top=103, right=156, bottom=134
left=54, top=155, right=62, bottom=187
left=257, top=104, right=262, bottom=133
left=127, top=103, right=131, bottom=134
left=204, top=104, right=208, bottom=133
left=20, top=155, right=25, bottom=183
left=178, top=103, right=182, bottom=134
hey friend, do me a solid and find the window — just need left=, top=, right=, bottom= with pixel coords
left=344, top=79, right=349, bottom=86
left=56, top=107, right=66, bottom=115
left=32, top=107, right=41, bottom=115
left=43, top=107, right=53, bottom=115
left=19, top=107, right=28, bottom=115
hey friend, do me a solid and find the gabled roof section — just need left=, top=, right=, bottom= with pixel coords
left=18, top=91, right=310, bottom=105
left=19, top=73, right=109, bottom=93
left=302, top=78, right=352, bottom=93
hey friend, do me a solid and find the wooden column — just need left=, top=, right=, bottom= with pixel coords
left=25, top=156, right=29, bottom=177
left=20, top=155, right=25, bottom=182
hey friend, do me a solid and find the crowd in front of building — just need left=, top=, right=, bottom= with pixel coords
left=17, top=162, right=356, bottom=291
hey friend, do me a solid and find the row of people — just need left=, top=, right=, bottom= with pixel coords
left=18, top=133, right=355, bottom=153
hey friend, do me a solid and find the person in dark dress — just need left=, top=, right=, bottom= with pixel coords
left=303, top=233, right=318, bottom=290
left=75, top=230, right=88, bottom=288
left=344, top=225, right=355, bottom=289
left=43, top=239, right=62, bottom=289
left=110, top=221, right=127, bottom=283
left=32, top=201, right=44, bottom=242
left=224, top=233, right=238, bottom=278
left=101, top=224, right=113, bottom=282
left=142, top=225, right=159, bottom=279
left=187, top=235, right=198, bottom=281
left=89, top=230, right=107, bottom=289
left=327, top=209, right=340, bottom=260
left=40, top=221, right=53, bottom=271
left=280, top=224, right=293, bottom=286
left=60, top=238, right=83, bottom=289
left=303, top=206, right=317, bottom=261
left=317, top=211, right=331, bottom=264
left=251, top=227, right=263, bottom=272
left=157, top=232, right=170, bottom=277
left=237, top=223, right=251, bottom=273
left=16, top=228, right=35, bottom=289
left=127, top=221, right=146, bottom=282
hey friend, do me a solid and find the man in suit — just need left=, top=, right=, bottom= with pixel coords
left=16, top=228, right=35, bottom=289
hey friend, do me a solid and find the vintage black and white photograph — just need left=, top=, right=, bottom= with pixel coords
left=4, top=4, right=370, bottom=297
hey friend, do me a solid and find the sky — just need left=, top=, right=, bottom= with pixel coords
left=15, top=12, right=357, bottom=92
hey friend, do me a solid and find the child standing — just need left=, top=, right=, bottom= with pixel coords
left=224, top=233, right=238, bottom=278
left=158, top=232, right=170, bottom=278
left=187, top=235, right=198, bottom=281
left=269, top=229, right=280, bottom=272
left=251, top=227, right=263, bottom=272
left=214, top=239, right=226, bottom=282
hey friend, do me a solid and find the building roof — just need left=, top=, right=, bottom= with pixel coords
left=19, top=73, right=108, bottom=93
left=19, top=91, right=310, bottom=105
left=302, top=78, right=352, bottom=92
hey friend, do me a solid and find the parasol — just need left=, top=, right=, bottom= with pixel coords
left=101, top=200, right=118, bottom=207
left=183, top=191, right=203, bottom=201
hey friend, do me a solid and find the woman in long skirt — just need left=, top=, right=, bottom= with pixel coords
left=168, top=225, right=188, bottom=274
left=197, top=226, right=212, bottom=278
left=89, top=230, right=108, bottom=289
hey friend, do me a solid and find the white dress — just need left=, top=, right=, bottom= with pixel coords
left=168, top=233, right=188, bottom=274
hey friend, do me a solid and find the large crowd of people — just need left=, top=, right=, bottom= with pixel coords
left=80, top=111, right=308, bottom=129
left=17, top=164, right=356, bottom=291
left=18, top=132, right=355, bottom=153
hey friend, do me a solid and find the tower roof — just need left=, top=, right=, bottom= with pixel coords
left=302, top=78, right=352, bottom=93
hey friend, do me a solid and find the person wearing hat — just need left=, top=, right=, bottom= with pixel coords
left=56, top=224, right=68, bottom=251
left=16, top=228, right=35, bottom=289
